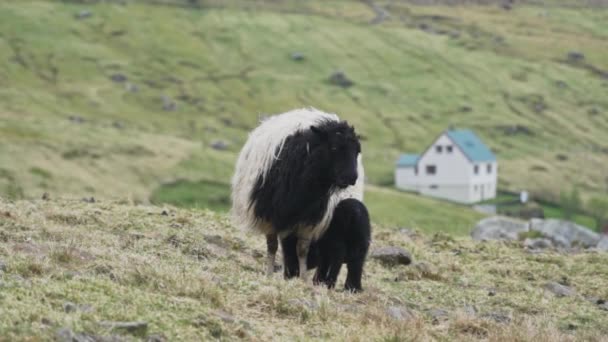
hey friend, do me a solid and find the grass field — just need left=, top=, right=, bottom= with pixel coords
left=0, top=0, right=607, bottom=232
left=1, top=198, right=607, bottom=341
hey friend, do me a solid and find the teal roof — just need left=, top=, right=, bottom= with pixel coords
left=396, top=154, right=419, bottom=167
left=446, top=129, right=496, bottom=162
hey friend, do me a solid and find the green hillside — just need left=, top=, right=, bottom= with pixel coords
left=1, top=0, right=607, bottom=231
left=1, top=198, right=607, bottom=340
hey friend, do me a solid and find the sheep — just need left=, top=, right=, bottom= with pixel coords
left=282, top=198, right=371, bottom=292
left=231, top=108, right=364, bottom=280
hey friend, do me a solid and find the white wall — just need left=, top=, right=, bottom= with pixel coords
left=395, top=133, right=498, bottom=204
left=395, top=167, right=417, bottom=191
left=469, top=161, right=498, bottom=202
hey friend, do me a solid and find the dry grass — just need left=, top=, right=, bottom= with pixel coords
left=1, top=198, right=607, bottom=341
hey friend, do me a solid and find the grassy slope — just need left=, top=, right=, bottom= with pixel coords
left=1, top=198, right=607, bottom=340
left=0, top=0, right=607, bottom=231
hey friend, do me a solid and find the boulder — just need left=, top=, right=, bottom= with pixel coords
left=328, top=71, right=354, bottom=88
left=544, top=281, right=575, bottom=297
left=523, top=238, right=553, bottom=250
left=370, top=246, right=412, bottom=266
left=386, top=306, right=415, bottom=321
left=471, top=216, right=529, bottom=241
left=529, top=219, right=600, bottom=248
left=597, top=235, right=608, bottom=252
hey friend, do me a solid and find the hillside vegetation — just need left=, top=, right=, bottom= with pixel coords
left=1, top=198, right=607, bottom=341
left=0, top=0, right=607, bottom=230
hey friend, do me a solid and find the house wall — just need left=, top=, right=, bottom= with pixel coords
left=395, top=167, right=417, bottom=191
left=468, top=161, right=498, bottom=202
left=395, top=133, right=498, bottom=204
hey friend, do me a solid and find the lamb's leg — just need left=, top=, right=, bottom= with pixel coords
left=266, top=233, right=278, bottom=276
left=296, top=237, right=311, bottom=281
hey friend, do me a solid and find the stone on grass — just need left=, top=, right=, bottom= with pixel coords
left=328, top=70, right=354, bottom=88
left=370, top=246, right=412, bottom=266
left=211, top=140, right=229, bottom=151
left=291, top=52, right=305, bottom=61
left=597, top=235, right=608, bottom=252
left=523, top=238, right=553, bottom=250
left=75, top=10, right=92, bottom=20
left=471, top=216, right=529, bottom=241
left=110, top=73, right=128, bottom=83
left=529, top=219, right=600, bottom=248
left=386, top=306, right=415, bottom=321
left=544, top=281, right=575, bottom=297
left=99, top=321, right=148, bottom=336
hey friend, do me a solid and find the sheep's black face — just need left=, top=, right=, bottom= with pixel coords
left=311, top=121, right=361, bottom=189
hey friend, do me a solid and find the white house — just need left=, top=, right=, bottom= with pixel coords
left=395, top=129, right=497, bottom=204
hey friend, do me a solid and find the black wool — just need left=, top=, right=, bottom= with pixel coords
left=249, top=120, right=361, bottom=234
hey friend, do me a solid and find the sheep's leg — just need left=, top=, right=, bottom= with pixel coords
left=266, top=233, right=278, bottom=276
left=280, top=234, right=300, bottom=279
left=296, top=237, right=311, bottom=281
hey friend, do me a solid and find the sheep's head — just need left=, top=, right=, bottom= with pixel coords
left=310, top=121, right=361, bottom=189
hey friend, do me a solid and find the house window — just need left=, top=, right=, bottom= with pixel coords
left=487, top=164, right=492, bottom=174
left=436, top=145, right=443, bottom=153
left=430, top=184, right=438, bottom=189
left=474, top=165, right=479, bottom=174
left=446, top=145, right=453, bottom=153
left=426, top=165, right=436, bottom=175
left=414, top=166, right=418, bottom=175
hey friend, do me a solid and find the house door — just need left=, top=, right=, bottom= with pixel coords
left=480, top=185, right=485, bottom=201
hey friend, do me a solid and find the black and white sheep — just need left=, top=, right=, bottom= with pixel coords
left=231, top=108, right=364, bottom=280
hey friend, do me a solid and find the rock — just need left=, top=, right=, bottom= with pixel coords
left=599, top=303, right=608, bottom=311
left=82, top=197, right=96, bottom=203
left=523, top=238, right=553, bottom=250
left=110, top=73, right=128, bottom=83
left=544, top=281, right=575, bottom=297
left=64, top=302, right=78, bottom=313
left=588, top=107, right=600, bottom=116
left=0, top=260, right=6, bottom=272
left=56, top=328, right=110, bottom=342
left=386, top=306, right=415, bottom=321
left=112, top=121, right=124, bottom=129
left=125, top=83, right=139, bottom=93
left=482, top=311, right=511, bottom=324
left=555, top=80, right=568, bottom=89
left=328, top=70, right=354, bottom=88
left=555, top=154, right=568, bottom=161
left=428, top=308, right=449, bottom=324
left=161, top=210, right=169, bottom=216
left=210, top=140, right=229, bottom=151
left=463, top=305, right=477, bottom=316
left=146, top=335, right=167, bottom=342
left=99, top=321, right=148, bottom=336
left=213, top=310, right=236, bottom=323
left=75, top=10, right=92, bottom=20
left=161, top=95, right=176, bottom=111
left=370, top=247, right=412, bottom=266
left=529, top=219, right=600, bottom=248
left=597, top=235, right=608, bottom=252
left=42, top=192, right=50, bottom=201
left=471, top=216, right=529, bottom=241
left=68, top=115, right=86, bottom=124
left=567, top=51, right=585, bottom=63
left=399, top=228, right=418, bottom=238
left=291, top=52, right=305, bottom=61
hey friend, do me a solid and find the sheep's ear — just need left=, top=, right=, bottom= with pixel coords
left=310, top=125, right=328, bottom=140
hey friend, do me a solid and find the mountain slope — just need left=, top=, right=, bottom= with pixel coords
left=0, top=0, right=607, bottom=223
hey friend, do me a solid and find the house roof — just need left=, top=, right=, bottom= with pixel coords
left=396, top=154, right=420, bottom=167
left=445, top=129, right=496, bottom=162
